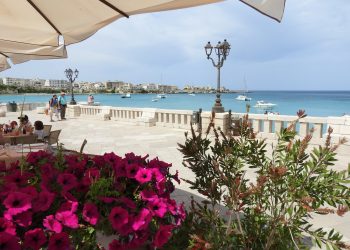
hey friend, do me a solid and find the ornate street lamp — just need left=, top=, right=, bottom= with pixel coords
left=64, top=68, right=79, bottom=105
left=205, top=39, right=230, bottom=113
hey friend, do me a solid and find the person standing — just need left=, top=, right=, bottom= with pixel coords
left=49, top=94, right=59, bottom=122
left=87, top=94, right=94, bottom=105
left=58, top=91, right=67, bottom=120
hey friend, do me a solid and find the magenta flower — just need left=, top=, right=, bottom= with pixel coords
left=57, top=173, right=78, bottom=191
left=32, top=191, right=55, bottom=212
left=4, top=170, right=33, bottom=187
left=43, top=215, right=63, bottom=233
left=148, top=199, right=168, bottom=218
left=0, top=232, right=20, bottom=250
left=116, top=197, right=136, bottom=209
left=114, top=162, right=127, bottom=177
left=0, top=218, right=16, bottom=236
left=82, top=203, right=99, bottom=225
left=140, top=190, right=157, bottom=202
left=126, top=164, right=140, bottom=178
left=3, top=192, right=31, bottom=216
left=48, top=232, right=70, bottom=250
left=132, top=208, right=152, bottom=231
left=108, top=206, right=129, bottom=231
left=153, top=224, right=174, bottom=248
left=109, top=239, right=124, bottom=250
left=12, top=211, right=33, bottom=227
left=55, top=211, right=79, bottom=229
left=135, top=168, right=152, bottom=184
left=85, top=167, right=100, bottom=180
left=151, top=168, right=165, bottom=182
left=24, top=228, right=47, bottom=250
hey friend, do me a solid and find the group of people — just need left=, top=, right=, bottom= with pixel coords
left=48, top=92, right=95, bottom=122
left=48, top=91, right=67, bottom=122
left=1, top=115, right=46, bottom=141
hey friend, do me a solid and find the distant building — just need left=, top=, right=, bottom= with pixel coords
left=2, top=77, right=31, bottom=87
left=104, top=81, right=125, bottom=90
left=158, top=84, right=178, bottom=93
left=142, top=83, right=158, bottom=91
left=44, top=79, right=68, bottom=89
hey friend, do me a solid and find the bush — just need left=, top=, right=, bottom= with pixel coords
left=175, top=111, right=350, bottom=250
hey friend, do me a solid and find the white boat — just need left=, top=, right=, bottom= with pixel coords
left=157, top=94, right=167, bottom=99
left=121, top=93, right=131, bottom=98
left=236, top=95, right=251, bottom=101
left=189, top=93, right=196, bottom=96
left=254, top=100, right=277, bottom=109
left=151, top=98, right=158, bottom=102
left=236, top=76, right=251, bottom=101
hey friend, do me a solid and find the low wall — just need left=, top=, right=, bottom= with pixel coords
left=25, top=103, right=348, bottom=153
left=0, top=102, right=46, bottom=112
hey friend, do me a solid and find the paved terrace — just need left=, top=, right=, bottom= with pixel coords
left=1, top=110, right=349, bottom=247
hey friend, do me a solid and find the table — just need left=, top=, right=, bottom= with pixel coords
left=0, top=143, right=46, bottom=167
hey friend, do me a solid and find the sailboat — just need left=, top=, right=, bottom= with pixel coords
left=235, top=77, right=251, bottom=101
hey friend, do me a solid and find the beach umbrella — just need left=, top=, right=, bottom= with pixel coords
left=0, top=0, right=285, bottom=48
left=0, top=43, right=67, bottom=72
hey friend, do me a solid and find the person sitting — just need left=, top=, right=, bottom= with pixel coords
left=33, top=120, right=45, bottom=140
left=10, top=121, right=18, bottom=130
left=18, top=115, right=33, bottom=133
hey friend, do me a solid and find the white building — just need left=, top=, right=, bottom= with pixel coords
left=142, top=83, right=158, bottom=91
left=2, top=77, right=31, bottom=87
left=44, top=79, right=68, bottom=89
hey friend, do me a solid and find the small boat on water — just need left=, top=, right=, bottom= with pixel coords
left=157, top=94, right=167, bottom=99
left=189, top=93, right=196, bottom=96
left=236, top=95, right=251, bottom=101
left=121, top=93, right=131, bottom=98
left=254, top=100, right=276, bottom=109
left=151, top=98, right=158, bottom=102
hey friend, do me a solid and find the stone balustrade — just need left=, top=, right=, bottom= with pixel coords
left=155, top=109, right=194, bottom=129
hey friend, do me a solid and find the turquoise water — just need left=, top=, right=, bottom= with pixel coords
left=1, top=91, right=349, bottom=117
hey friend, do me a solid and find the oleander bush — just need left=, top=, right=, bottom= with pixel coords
left=174, top=110, right=350, bottom=250
left=0, top=149, right=185, bottom=249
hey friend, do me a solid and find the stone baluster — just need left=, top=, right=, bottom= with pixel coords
left=313, top=123, right=323, bottom=139
left=299, top=122, right=310, bottom=138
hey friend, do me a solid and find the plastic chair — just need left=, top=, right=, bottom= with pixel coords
left=43, top=125, right=52, bottom=138
left=47, top=130, right=61, bottom=145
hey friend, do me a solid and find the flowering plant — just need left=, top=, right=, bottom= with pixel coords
left=0, top=149, right=185, bottom=249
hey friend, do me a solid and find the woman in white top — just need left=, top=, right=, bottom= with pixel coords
left=33, top=120, right=45, bottom=140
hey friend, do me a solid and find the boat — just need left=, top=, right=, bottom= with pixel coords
left=235, top=76, right=251, bottom=101
left=236, top=95, right=251, bottom=101
left=151, top=98, right=158, bottom=102
left=254, top=100, right=277, bottom=109
left=121, top=93, right=131, bottom=98
left=189, top=93, right=196, bottom=96
left=157, top=93, right=167, bottom=99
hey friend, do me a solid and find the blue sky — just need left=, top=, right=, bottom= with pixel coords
left=1, top=0, right=350, bottom=90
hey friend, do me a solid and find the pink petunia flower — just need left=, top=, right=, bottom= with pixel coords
left=126, top=164, right=140, bottom=179
left=24, top=228, right=47, bottom=250
left=148, top=198, right=168, bottom=218
left=132, top=208, right=152, bottom=231
left=153, top=224, right=175, bottom=248
left=32, top=191, right=55, bottom=212
left=82, top=203, right=99, bottom=225
left=0, top=218, right=16, bottom=236
left=12, top=211, right=33, bottom=227
left=140, top=190, right=158, bottom=202
left=43, top=215, right=62, bottom=233
left=4, top=170, right=33, bottom=187
left=135, top=168, right=152, bottom=184
left=57, top=173, right=78, bottom=191
left=55, top=211, right=79, bottom=229
left=116, top=197, right=136, bottom=209
left=151, top=168, right=165, bottom=182
left=109, top=239, right=125, bottom=250
left=3, top=192, right=32, bottom=216
left=108, top=206, right=129, bottom=231
left=48, top=232, right=70, bottom=250
left=0, top=232, right=20, bottom=250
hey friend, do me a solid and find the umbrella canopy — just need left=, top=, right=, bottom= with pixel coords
left=0, top=43, right=67, bottom=72
left=0, top=0, right=285, bottom=47
left=0, top=0, right=224, bottom=46
left=239, top=0, right=286, bottom=22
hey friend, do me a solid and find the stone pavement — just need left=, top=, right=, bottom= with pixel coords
left=1, top=111, right=349, bottom=247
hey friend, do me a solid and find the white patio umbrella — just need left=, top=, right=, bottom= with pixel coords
left=0, top=0, right=285, bottom=47
left=0, top=43, right=67, bottom=72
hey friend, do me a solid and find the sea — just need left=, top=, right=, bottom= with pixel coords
left=1, top=91, right=349, bottom=117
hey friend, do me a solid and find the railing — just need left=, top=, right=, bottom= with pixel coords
left=230, top=113, right=327, bottom=141
left=80, top=106, right=103, bottom=116
left=110, top=107, right=143, bottom=121
left=155, top=109, right=193, bottom=129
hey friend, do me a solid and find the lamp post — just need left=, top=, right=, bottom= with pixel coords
left=65, top=68, right=79, bottom=105
left=205, top=39, right=230, bottom=113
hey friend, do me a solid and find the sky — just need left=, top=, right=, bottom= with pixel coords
left=1, top=0, right=350, bottom=90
